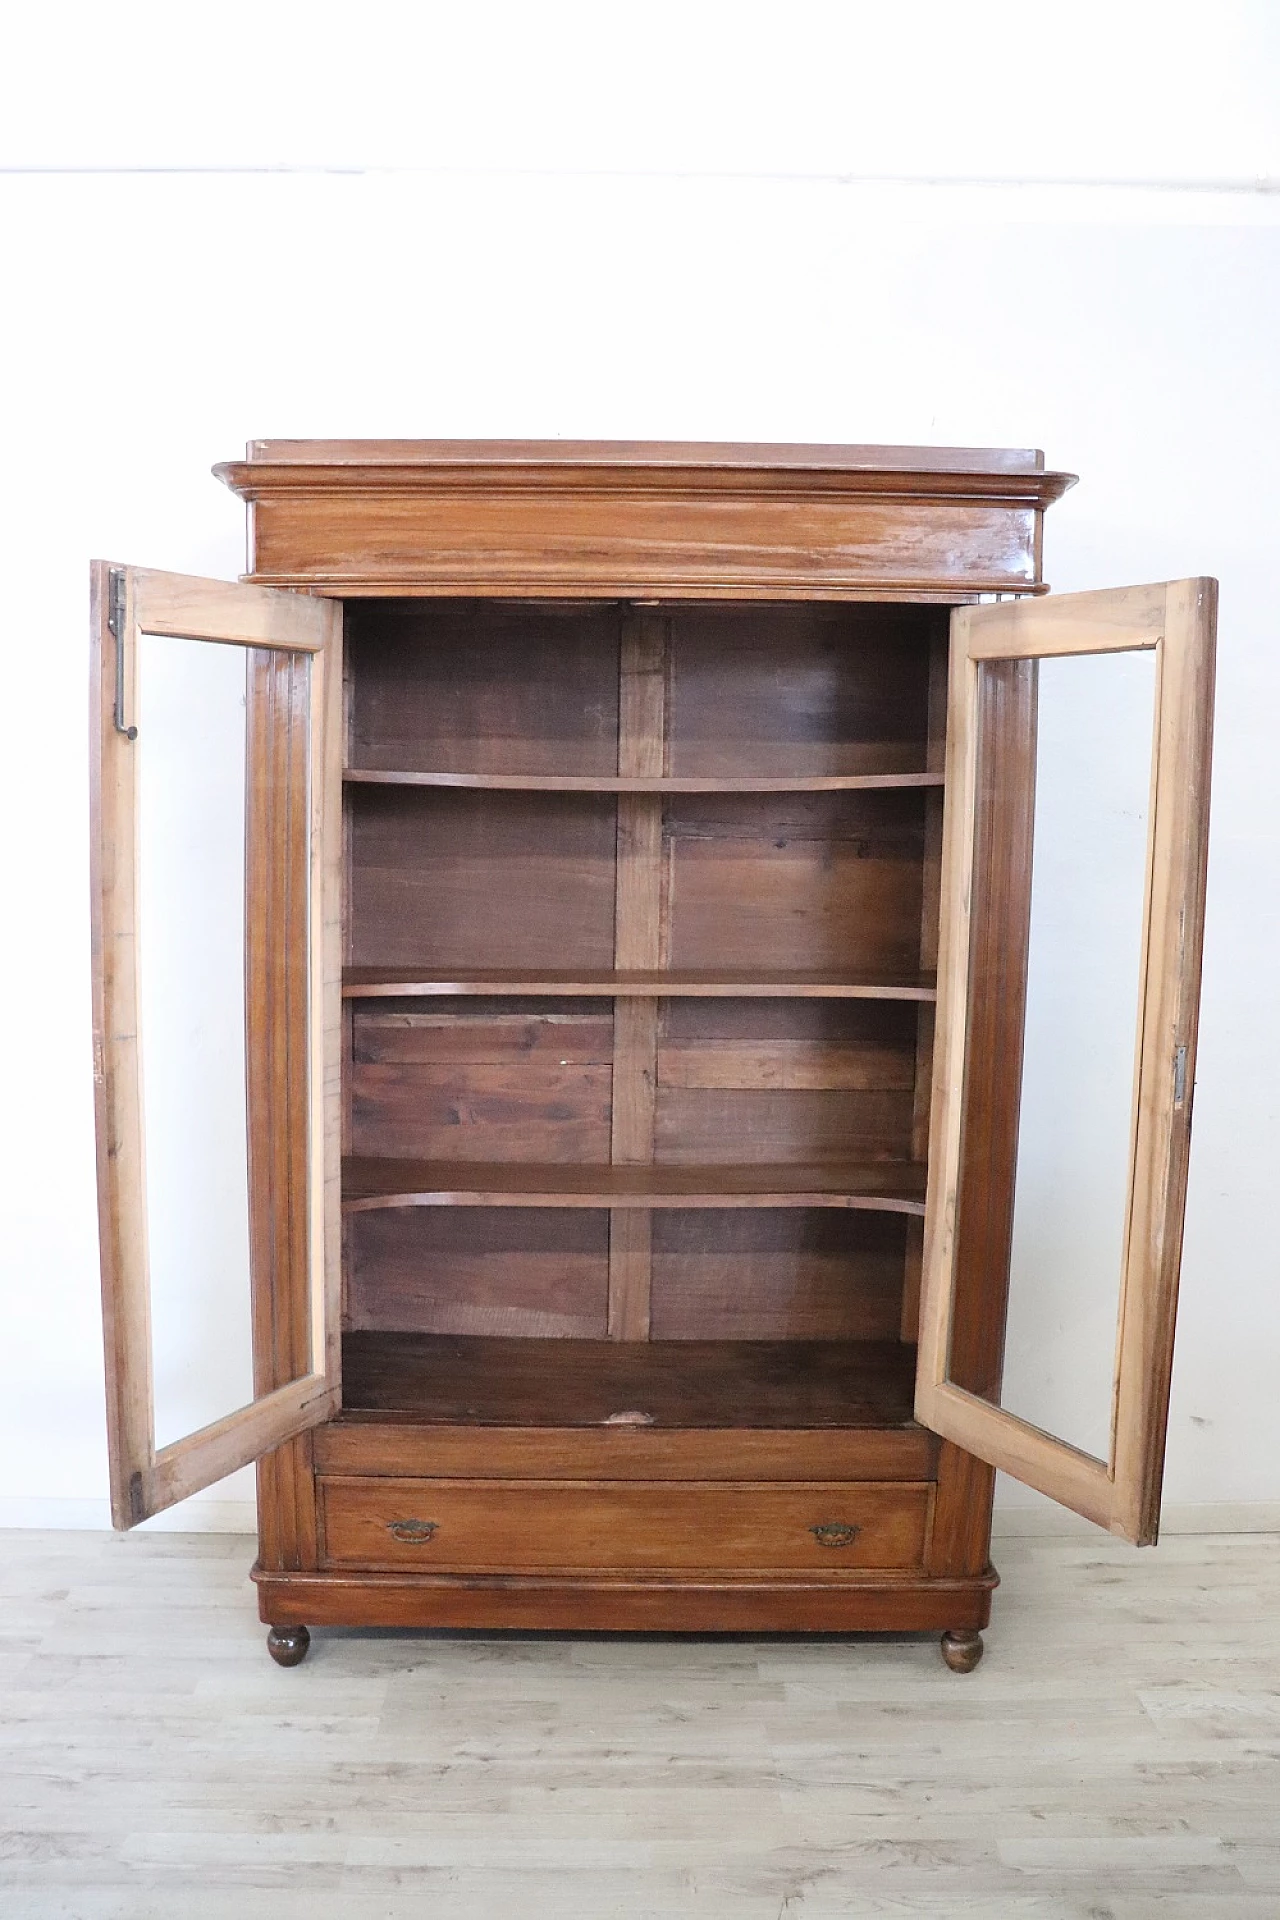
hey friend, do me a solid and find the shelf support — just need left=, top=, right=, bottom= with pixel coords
left=609, top=608, right=668, bottom=1339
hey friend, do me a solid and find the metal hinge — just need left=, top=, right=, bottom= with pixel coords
left=1173, top=1044, right=1188, bottom=1106
left=108, top=568, right=137, bottom=740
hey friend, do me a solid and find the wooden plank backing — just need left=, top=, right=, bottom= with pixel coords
left=347, top=786, right=618, bottom=971
left=650, top=1211, right=909, bottom=1342
left=346, top=1210, right=609, bottom=1339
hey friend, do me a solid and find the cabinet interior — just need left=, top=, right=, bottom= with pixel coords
left=339, top=597, right=947, bottom=1429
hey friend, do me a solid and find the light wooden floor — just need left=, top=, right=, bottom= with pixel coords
left=2, top=1529, right=1278, bottom=1918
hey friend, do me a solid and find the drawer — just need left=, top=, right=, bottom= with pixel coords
left=318, top=1476, right=931, bottom=1573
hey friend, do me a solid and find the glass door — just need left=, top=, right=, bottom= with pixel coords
left=916, top=580, right=1216, bottom=1544
left=91, top=564, right=343, bottom=1526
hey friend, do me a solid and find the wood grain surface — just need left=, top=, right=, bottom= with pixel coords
left=341, top=1158, right=929, bottom=1212
left=216, top=440, right=1076, bottom=597
left=338, top=1332, right=920, bottom=1428
left=917, top=580, right=1217, bottom=1545
left=90, top=565, right=340, bottom=1531
left=317, top=1476, right=932, bottom=1574
left=342, top=967, right=939, bottom=999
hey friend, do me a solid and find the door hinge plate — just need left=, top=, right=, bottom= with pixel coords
left=108, top=568, right=137, bottom=740
left=107, top=567, right=125, bottom=639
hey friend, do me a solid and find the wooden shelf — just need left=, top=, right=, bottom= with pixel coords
left=339, top=1332, right=921, bottom=1429
left=345, top=767, right=943, bottom=794
left=342, top=1158, right=928, bottom=1215
left=343, top=967, right=938, bottom=1001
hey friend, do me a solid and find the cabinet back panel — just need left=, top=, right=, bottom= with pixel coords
left=350, top=1000, right=614, bottom=1162
left=346, top=600, right=621, bottom=775
left=349, top=787, right=618, bottom=969
left=667, top=604, right=938, bottom=777
left=349, top=1207, right=906, bottom=1344
left=667, top=791, right=926, bottom=971
left=341, top=596, right=932, bottom=1357
left=651, top=1211, right=907, bottom=1341
left=654, top=998, right=917, bottom=1165
left=348, top=1209, right=609, bottom=1338
left=655, top=1089, right=915, bottom=1166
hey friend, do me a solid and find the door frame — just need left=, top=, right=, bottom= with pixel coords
left=90, top=563, right=343, bottom=1527
left=915, top=579, right=1216, bottom=1544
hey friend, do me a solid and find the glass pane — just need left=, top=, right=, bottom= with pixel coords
left=976, top=648, right=1155, bottom=1461
left=137, top=634, right=256, bottom=1450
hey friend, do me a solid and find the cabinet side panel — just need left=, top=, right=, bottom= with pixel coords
left=926, top=1441, right=996, bottom=1578
left=256, top=1430, right=318, bottom=1573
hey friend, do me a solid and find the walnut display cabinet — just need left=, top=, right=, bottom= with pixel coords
left=90, top=442, right=1216, bottom=1671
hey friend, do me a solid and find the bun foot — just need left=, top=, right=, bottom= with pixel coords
left=267, top=1624, right=311, bottom=1668
left=940, top=1628, right=984, bottom=1673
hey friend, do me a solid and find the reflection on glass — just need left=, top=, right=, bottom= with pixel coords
left=138, top=634, right=255, bottom=1450
left=992, top=649, right=1156, bottom=1461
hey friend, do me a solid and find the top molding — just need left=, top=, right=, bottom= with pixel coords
left=215, top=440, right=1078, bottom=600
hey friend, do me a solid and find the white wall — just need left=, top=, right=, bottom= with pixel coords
left=1, top=3, right=1278, bottom=1530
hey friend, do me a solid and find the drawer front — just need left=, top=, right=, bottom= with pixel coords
left=319, top=1477, right=930, bottom=1573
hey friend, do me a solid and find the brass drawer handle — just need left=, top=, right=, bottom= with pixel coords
left=387, top=1518, right=438, bottom=1544
left=810, top=1521, right=861, bottom=1549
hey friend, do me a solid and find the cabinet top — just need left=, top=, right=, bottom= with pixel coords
left=213, top=440, right=1077, bottom=599
left=219, top=439, right=1075, bottom=492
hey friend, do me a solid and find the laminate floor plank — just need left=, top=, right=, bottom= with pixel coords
left=1, top=1528, right=1277, bottom=1916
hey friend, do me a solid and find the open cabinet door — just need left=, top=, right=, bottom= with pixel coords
left=91, top=564, right=343, bottom=1527
left=916, top=580, right=1216, bottom=1544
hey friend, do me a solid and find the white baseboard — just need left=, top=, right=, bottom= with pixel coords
left=992, top=1499, right=1280, bottom=1538
left=3, top=1493, right=1277, bottom=1540
left=0, top=1496, right=257, bottom=1533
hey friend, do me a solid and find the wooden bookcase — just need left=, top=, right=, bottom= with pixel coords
left=90, top=444, right=1216, bottom=1670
